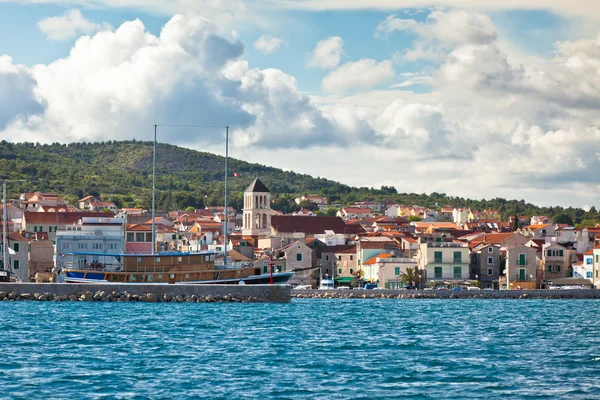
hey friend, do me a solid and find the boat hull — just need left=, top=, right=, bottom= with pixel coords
left=63, top=270, right=294, bottom=285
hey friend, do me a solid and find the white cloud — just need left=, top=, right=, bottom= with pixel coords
left=0, top=55, right=43, bottom=129
left=252, top=35, right=285, bottom=54
left=307, top=36, right=344, bottom=70
left=321, top=59, right=395, bottom=94
left=37, top=9, right=111, bottom=40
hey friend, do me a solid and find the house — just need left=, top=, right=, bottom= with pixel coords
left=282, top=240, right=315, bottom=272
left=28, top=234, right=55, bottom=282
left=125, top=224, right=153, bottom=254
left=78, top=195, right=100, bottom=209
left=518, top=224, right=555, bottom=238
left=572, top=250, right=593, bottom=281
left=88, top=201, right=118, bottom=213
left=505, top=245, right=539, bottom=289
left=19, top=192, right=66, bottom=210
left=320, top=244, right=357, bottom=284
left=452, top=208, right=471, bottom=225
left=416, top=239, right=470, bottom=285
left=356, top=236, right=399, bottom=270
left=337, top=207, right=373, bottom=220
left=56, top=217, right=126, bottom=269
left=294, top=195, right=328, bottom=205
left=351, top=201, right=382, bottom=212
left=541, top=242, right=576, bottom=282
left=531, top=216, right=553, bottom=225
left=470, top=244, right=503, bottom=289
left=0, top=232, right=29, bottom=282
left=373, top=253, right=417, bottom=289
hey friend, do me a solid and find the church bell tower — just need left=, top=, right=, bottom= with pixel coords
left=242, top=178, right=271, bottom=237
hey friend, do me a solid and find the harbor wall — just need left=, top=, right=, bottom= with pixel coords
left=292, top=289, right=600, bottom=299
left=0, top=283, right=291, bottom=303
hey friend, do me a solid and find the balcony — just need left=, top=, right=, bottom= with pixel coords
left=453, top=258, right=462, bottom=263
left=434, top=257, right=443, bottom=263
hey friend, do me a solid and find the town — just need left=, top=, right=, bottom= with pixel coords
left=1, top=178, right=598, bottom=290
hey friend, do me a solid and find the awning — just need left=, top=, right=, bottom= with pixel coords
left=552, top=277, right=593, bottom=286
left=334, top=276, right=354, bottom=283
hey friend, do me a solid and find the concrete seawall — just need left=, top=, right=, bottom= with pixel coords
left=0, top=283, right=291, bottom=303
left=293, top=289, right=600, bottom=299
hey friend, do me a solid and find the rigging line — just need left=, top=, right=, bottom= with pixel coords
left=230, top=132, right=252, bottom=164
left=155, top=124, right=228, bottom=128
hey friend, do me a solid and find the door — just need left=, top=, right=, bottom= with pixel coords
left=519, top=268, right=526, bottom=281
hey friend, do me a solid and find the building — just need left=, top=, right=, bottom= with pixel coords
left=294, top=195, right=328, bottom=205
left=28, top=233, right=54, bottom=281
left=55, top=217, right=125, bottom=269
left=417, top=240, right=470, bottom=285
left=19, top=192, right=66, bottom=210
left=242, top=178, right=271, bottom=237
left=337, top=207, right=373, bottom=220
left=572, top=250, right=593, bottom=281
left=374, top=253, right=417, bottom=289
left=505, top=245, right=539, bottom=289
left=0, top=232, right=29, bottom=282
left=320, top=244, right=357, bottom=284
left=21, top=211, right=114, bottom=242
left=282, top=240, right=315, bottom=272
left=470, top=244, right=503, bottom=289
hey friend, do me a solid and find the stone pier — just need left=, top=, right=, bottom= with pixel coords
left=292, top=289, right=600, bottom=299
left=0, top=283, right=291, bottom=303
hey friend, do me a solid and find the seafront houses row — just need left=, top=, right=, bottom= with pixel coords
left=2, top=183, right=600, bottom=288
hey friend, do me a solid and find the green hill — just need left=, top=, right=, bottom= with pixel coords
left=0, top=140, right=598, bottom=225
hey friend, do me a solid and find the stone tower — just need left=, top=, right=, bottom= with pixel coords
left=242, top=178, right=271, bottom=236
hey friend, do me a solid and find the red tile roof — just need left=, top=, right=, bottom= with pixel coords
left=272, top=215, right=366, bottom=235
left=23, top=211, right=113, bottom=225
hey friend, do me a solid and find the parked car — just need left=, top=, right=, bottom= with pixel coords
left=423, top=287, right=434, bottom=291
left=451, top=287, right=463, bottom=291
left=483, top=288, right=494, bottom=291
left=336, top=286, right=350, bottom=290
left=562, top=285, right=585, bottom=290
left=437, top=287, right=449, bottom=291
left=364, top=283, right=378, bottom=290
left=404, top=285, right=417, bottom=290
left=467, top=286, right=481, bottom=291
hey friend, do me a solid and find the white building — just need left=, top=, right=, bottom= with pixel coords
left=55, top=217, right=125, bottom=269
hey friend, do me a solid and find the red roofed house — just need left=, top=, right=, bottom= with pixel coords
left=19, top=192, right=66, bottom=210
left=22, top=211, right=114, bottom=242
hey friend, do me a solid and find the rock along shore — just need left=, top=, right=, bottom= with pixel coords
left=292, top=289, right=600, bottom=300
left=0, top=283, right=291, bottom=303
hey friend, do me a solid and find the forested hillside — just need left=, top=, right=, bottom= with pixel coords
left=1, top=140, right=599, bottom=225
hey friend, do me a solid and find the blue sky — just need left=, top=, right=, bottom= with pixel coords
left=1, top=0, right=600, bottom=207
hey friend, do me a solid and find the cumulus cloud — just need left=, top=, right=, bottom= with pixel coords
left=253, top=35, right=285, bottom=54
left=1, top=14, right=373, bottom=150
left=321, top=59, right=395, bottom=94
left=307, top=36, right=344, bottom=69
left=0, top=56, right=43, bottom=129
left=37, top=9, right=111, bottom=40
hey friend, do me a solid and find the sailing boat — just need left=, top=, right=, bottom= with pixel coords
left=61, top=128, right=294, bottom=285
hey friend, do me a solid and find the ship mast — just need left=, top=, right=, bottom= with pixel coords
left=151, top=125, right=157, bottom=256
left=223, top=126, right=229, bottom=269
left=2, top=181, right=7, bottom=276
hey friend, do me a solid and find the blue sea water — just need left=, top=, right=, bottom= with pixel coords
left=1, top=299, right=600, bottom=399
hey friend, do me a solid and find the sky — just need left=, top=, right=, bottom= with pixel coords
left=1, top=1, right=600, bottom=208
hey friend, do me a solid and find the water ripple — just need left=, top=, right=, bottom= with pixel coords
left=1, top=299, right=600, bottom=399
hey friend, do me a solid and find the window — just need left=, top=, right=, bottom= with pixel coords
left=434, top=251, right=442, bottom=262
left=587, top=258, right=593, bottom=265
left=178, top=257, right=182, bottom=262
left=488, top=247, right=493, bottom=253
left=147, top=275, right=153, bottom=282
left=559, top=249, right=564, bottom=257
left=453, top=266, right=462, bottom=278
left=487, top=268, right=493, bottom=276
left=338, top=268, right=342, bottom=275
left=13, top=243, right=19, bottom=252
left=350, top=269, right=353, bottom=274
left=350, top=255, right=353, bottom=261
left=434, top=266, right=442, bottom=279
left=487, top=256, right=493, bottom=264
left=453, top=252, right=462, bottom=263
left=586, top=271, right=592, bottom=278
left=263, top=265, right=268, bottom=274
left=338, top=255, right=342, bottom=261
left=296, top=254, right=302, bottom=261
left=137, top=257, right=142, bottom=263
left=547, top=265, right=560, bottom=272
left=13, top=260, right=19, bottom=270
left=172, top=235, right=176, bottom=240
left=547, top=249, right=552, bottom=257
left=519, top=253, right=526, bottom=266
left=136, top=233, right=144, bottom=242
left=92, top=243, right=102, bottom=250
left=155, top=257, right=160, bottom=262
left=127, top=233, right=134, bottom=242
left=325, top=255, right=329, bottom=261
left=394, top=267, right=400, bottom=275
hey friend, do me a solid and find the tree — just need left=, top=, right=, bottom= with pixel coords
left=511, top=215, right=519, bottom=231
left=185, top=206, right=196, bottom=212
left=555, top=214, right=574, bottom=226
left=407, top=215, right=421, bottom=222
left=399, top=267, right=418, bottom=286
left=325, top=208, right=338, bottom=216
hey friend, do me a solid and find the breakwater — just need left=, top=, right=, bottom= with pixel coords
left=293, top=288, right=600, bottom=299
left=0, top=283, right=291, bottom=303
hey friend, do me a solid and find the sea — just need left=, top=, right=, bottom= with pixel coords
left=1, top=298, right=599, bottom=399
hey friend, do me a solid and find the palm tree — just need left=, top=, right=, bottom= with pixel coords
left=399, top=267, right=417, bottom=286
